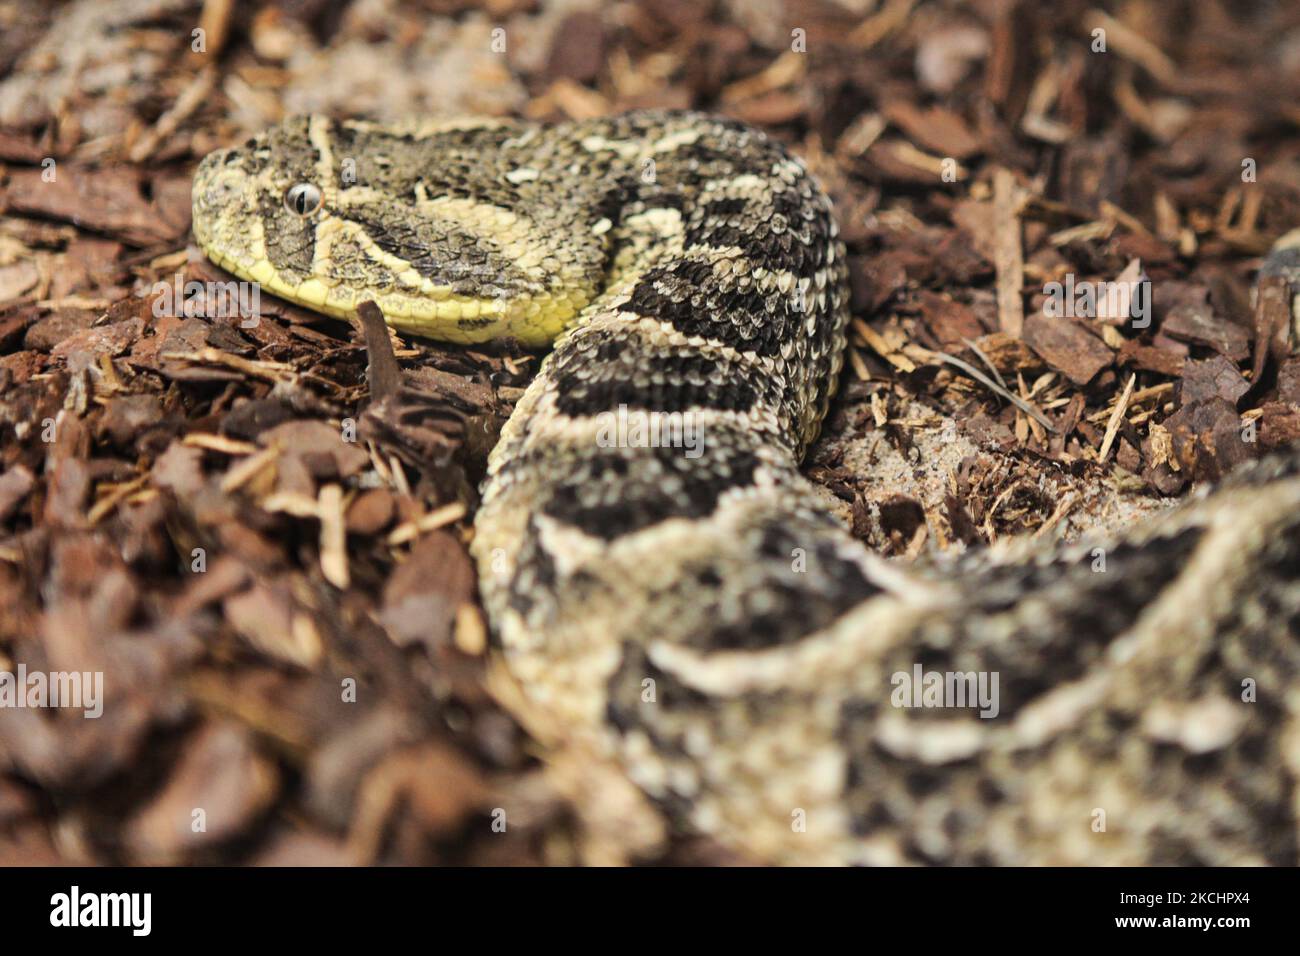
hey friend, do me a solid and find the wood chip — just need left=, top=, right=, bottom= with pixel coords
left=357, top=300, right=403, bottom=404
left=318, top=484, right=349, bottom=589
left=992, top=168, right=1025, bottom=337
left=387, top=501, right=468, bottom=546
left=183, top=432, right=259, bottom=455
left=1099, top=373, right=1137, bottom=463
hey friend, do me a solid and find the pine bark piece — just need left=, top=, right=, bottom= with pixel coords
left=1023, top=313, right=1112, bottom=385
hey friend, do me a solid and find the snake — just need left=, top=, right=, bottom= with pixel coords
left=191, top=111, right=1300, bottom=865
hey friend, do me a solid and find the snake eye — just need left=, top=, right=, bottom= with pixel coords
left=284, top=182, right=321, bottom=216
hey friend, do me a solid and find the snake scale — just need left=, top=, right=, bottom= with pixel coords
left=192, top=111, right=1300, bottom=865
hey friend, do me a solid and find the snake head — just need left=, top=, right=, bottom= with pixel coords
left=191, top=116, right=333, bottom=301
left=190, top=113, right=594, bottom=343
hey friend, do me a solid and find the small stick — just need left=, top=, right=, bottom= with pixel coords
left=992, top=167, right=1025, bottom=338
left=1099, top=373, right=1137, bottom=463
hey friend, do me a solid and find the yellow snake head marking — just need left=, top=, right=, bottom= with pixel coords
left=192, top=115, right=604, bottom=345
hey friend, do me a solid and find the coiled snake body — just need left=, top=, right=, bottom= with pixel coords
left=193, top=112, right=1300, bottom=865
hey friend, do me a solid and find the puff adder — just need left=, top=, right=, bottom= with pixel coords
left=193, top=111, right=1300, bottom=865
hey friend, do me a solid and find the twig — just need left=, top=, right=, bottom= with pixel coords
left=992, top=168, right=1025, bottom=337
left=387, top=501, right=468, bottom=546
left=1098, top=373, right=1137, bottom=463
left=160, top=348, right=295, bottom=382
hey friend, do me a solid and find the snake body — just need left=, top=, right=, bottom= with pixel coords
left=193, top=111, right=1300, bottom=865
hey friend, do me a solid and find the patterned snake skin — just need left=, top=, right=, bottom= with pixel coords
left=192, top=111, right=1300, bottom=865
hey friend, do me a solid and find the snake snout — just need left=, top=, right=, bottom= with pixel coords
left=191, top=145, right=259, bottom=262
